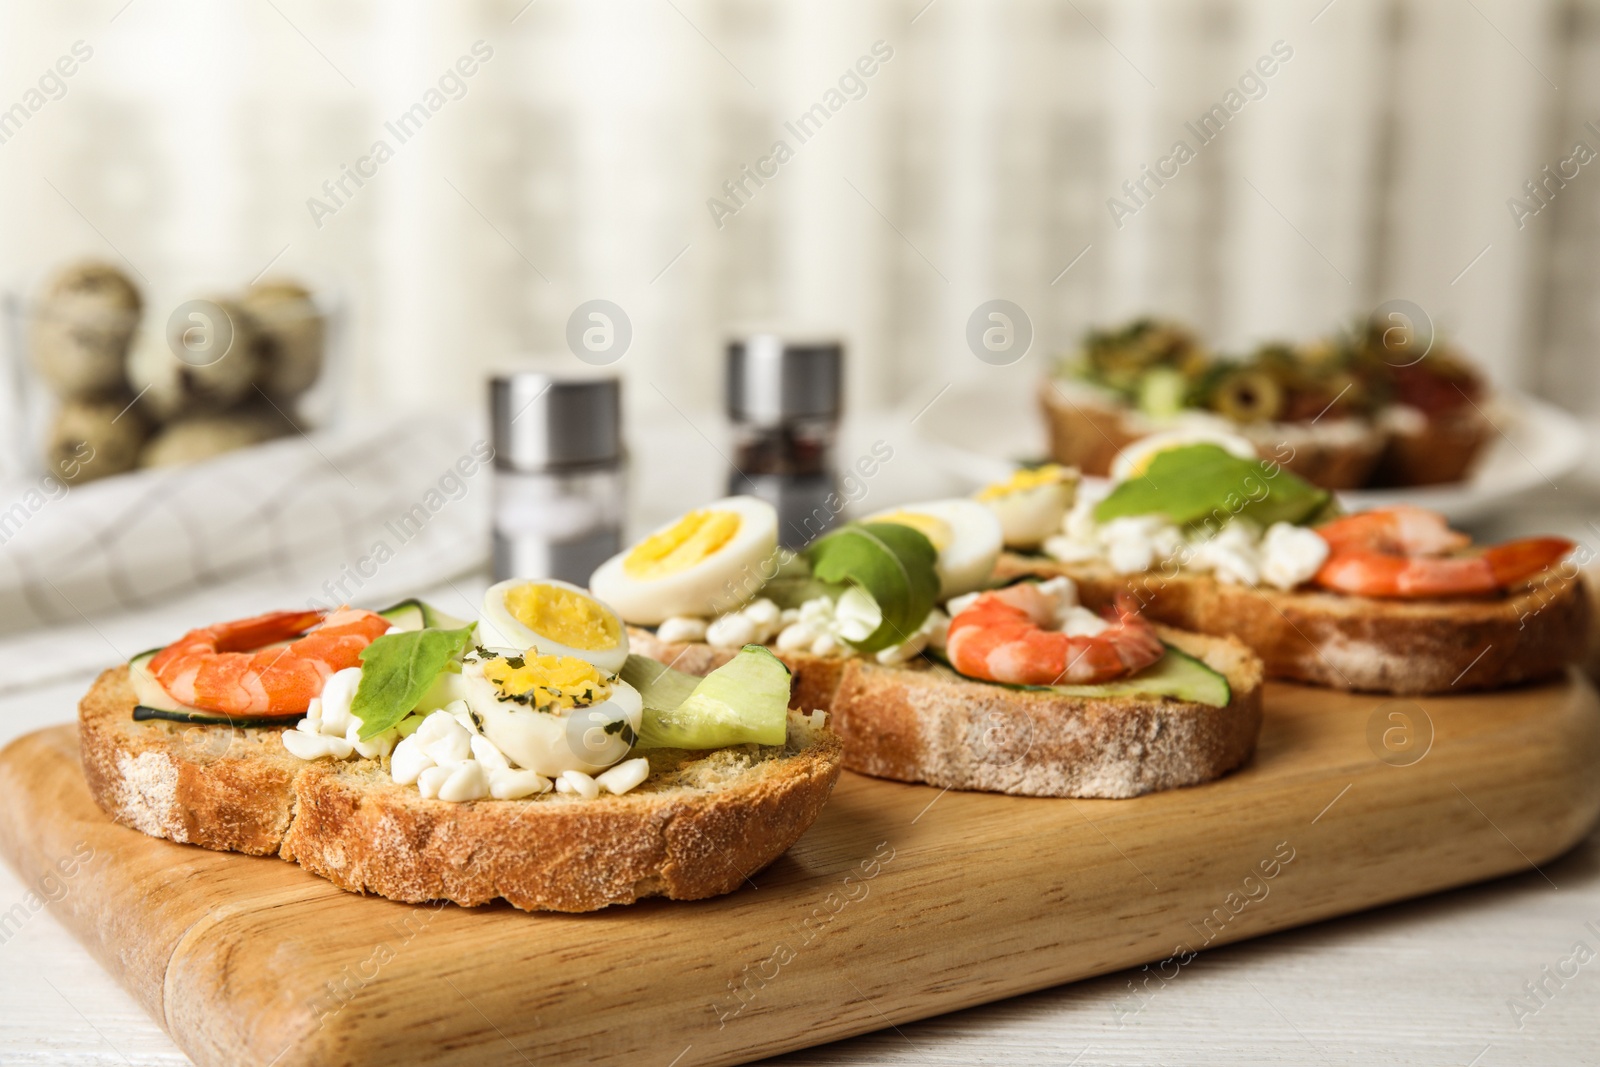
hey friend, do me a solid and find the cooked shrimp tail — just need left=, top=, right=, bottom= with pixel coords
left=1311, top=506, right=1574, bottom=599
left=1485, top=536, right=1576, bottom=587
left=148, top=606, right=392, bottom=717
left=1315, top=506, right=1468, bottom=558
left=946, top=586, right=1164, bottom=687
left=203, top=609, right=325, bottom=652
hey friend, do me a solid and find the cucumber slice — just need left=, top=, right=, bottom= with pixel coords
left=377, top=598, right=470, bottom=632
left=129, top=650, right=183, bottom=711
left=622, top=646, right=792, bottom=749
left=1045, top=645, right=1231, bottom=707
left=421, top=601, right=469, bottom=630
left=670, top=646, right=792, bottom=746
left=132, top=706, right=289, bottom=729
left=933, top=643, right=1231, bottom=708
left=1137, top=367, right=1190, bottom=419
left=412, top=668, right=468, bottom=715
left=378, top=600, right=427, bottom=631
left=620, top=654, right=702, bottom=712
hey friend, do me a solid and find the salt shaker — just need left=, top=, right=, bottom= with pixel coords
left=725, top=332, right=842, bottom=549
left=489, top=370, right=625, bottom=585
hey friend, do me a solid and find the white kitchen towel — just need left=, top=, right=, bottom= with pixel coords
left=0, top=412, right=492, bottom=692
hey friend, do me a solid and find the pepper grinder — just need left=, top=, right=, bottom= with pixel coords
left=725, top=332, right=842, bottom=549
left=489, top=370, right=625, bottom=585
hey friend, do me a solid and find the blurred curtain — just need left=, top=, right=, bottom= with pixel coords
left=1, top=0, right=1596, bottom=430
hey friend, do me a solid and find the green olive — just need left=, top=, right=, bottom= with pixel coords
left=1208, top=368, right=1285, bottom=423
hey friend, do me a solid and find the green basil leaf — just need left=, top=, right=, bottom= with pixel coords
left=352, top=624, right=476, bottom=740
left=1094, top=443, right=1329, bottom=530
left=805, top=521, right=940, bottom=653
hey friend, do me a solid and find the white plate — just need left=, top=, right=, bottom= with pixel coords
left=912, top=380, right=1588, bottom=525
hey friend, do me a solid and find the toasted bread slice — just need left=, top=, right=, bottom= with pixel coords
left=79, top=666, right=842, bottom=912
left=997, top=553, right=1589, bottom=695
left=828, top=626, right=1261, bottom=798
left=1371, top=407, right=1492, bottom=487
left=630, top=626, right=1264, bottom=798
left=1039, top=380, right=1385, bottom=488
left=1039, top=381, right=1143, bottom=478
left=1247, top=422, right=1385, bottom=491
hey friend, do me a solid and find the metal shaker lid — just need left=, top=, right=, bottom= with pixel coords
left=490, top=369, right=621, bottom=472
left=725, top=333, right=843, bottom=426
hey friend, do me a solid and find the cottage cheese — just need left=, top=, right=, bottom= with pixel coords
left=282, top=679, right=648, bottom=804
left=1044, top=504, right=1328, bottom=593
left=705, top=597, right=786, bottom=648
left=1260, top=522, right=1331, bottom=590
left=664, top=589, right=946, bottom=665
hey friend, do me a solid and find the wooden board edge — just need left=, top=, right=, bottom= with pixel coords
left=4, top=671, right=1599, bottom=1067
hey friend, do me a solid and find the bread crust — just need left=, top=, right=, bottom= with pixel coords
left=79, top=670, right=302, bottom=856
left=997, top=553, right=1590, bottom=695
left=78, top=667, right=842, bottom=912
left=629, top=627, right=1265, bottom=798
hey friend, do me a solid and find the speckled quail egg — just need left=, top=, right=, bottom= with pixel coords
left=139, top=403, right=295, bottom=468
left=29, top=261, right=142, bottom=398
left=128, top=297, right=260, bottom=419
left=241, top=279, right=324, bottom=400
left=45, top=394, right=149, bottom=484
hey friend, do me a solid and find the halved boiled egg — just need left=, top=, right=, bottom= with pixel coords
left=463, top=649, right=643, bottom=777
left=479, top=578, right=629, bottom=675
left=975, top=464, right=1078, bottom=550
left=590, top=496, right=778, bottom=625
left=1110, top=428, right=1257, bottom=482
left=865, top=498, right=1002, bottom=599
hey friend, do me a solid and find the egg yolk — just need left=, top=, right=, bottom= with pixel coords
left=623, top=509, right=741, bottom=580
left=873, top=510, right=952, bottom=551
left=504, top=582, right=619, bottom=651
left=976, top=464, right=1070, bottom=501
left=482, top=652, right=612, bottom=712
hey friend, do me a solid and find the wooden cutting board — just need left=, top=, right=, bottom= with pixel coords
left=2, top=676, right=1598, bottom=1067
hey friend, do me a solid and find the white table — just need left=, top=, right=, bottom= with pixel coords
left=3, top=412, right=1600, bottom=1065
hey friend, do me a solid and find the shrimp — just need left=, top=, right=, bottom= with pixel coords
left=147, top=606, right=392, bottom=717
left=1312, top=506, right=1574, bottom=598
left=946, top=585, right=1164, bottom=686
